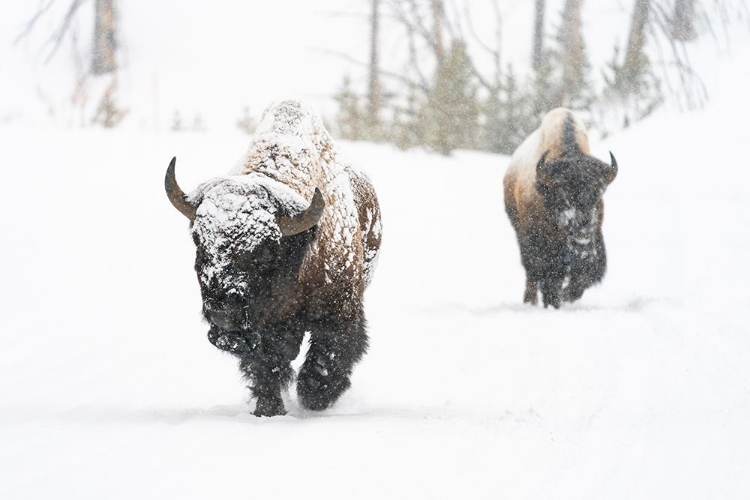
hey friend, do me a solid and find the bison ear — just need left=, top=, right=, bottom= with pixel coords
left=165, top=157, right=197, bottom=220
left=605, top=151, right=618, bottom=185
left=276, top=187, right=326, bottom=237
left=536, top=151, right=551, bottom=185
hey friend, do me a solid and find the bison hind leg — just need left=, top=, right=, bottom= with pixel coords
left=524, top=278, right=539, bottom=305
left=297, top=313, right=368, bottom=411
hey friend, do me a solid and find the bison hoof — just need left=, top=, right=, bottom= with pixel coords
left=297, top=370, right=351, bottom=411
left=252, top=397, right=286, bottom=417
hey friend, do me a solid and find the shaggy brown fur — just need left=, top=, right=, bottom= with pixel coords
left=504, top=108, right=617, bottom=308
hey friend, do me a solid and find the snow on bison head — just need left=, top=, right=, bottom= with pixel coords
left=165, top=157, right=324, bottom=333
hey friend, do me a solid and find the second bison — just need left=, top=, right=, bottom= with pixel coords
left=504, top=108, right=618, bottom=308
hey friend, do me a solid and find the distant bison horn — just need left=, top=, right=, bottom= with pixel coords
left=606, top=151, right=618, bottom=184
left=276, top=187, right=326, bottom=237
left=165, top=157, right=197, bottom=221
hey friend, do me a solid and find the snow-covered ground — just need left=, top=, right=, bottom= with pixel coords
left=2, top=27, right=750, bottom=500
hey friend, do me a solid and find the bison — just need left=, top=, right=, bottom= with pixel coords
left=165, top=100, right=382, bottom=416
left=503, top=108, right=617, bottom=308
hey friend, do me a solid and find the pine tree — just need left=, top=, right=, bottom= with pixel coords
left=420, top=40, right=479, bottom=155
left=481, top=87, right=504, bottom=153
left=236, top=106, right=257, bottom=135
left=601, top=42, right=662, bottom=129
left=392, top=86, right=423, bottom=150
left=551, top=0, right=595, bottom=109
left=498, top=66, right=533, bottom=154
left=91, top=79, right=127, bottom=128
left=529, top=50, right=558, bottom=119
left=334, top=75, right=365, bottom=141
left=171, top=110, right=183, bottom=132
left=482, top=66, right=534, bottom=155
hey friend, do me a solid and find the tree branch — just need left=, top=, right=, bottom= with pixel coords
left=44, top=0, right=87, bottom=64
left=13, top=0, right=57, bottom=46
left=316, top=48, right=429, bottom=93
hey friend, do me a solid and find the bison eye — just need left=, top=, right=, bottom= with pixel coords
left=238, top=245, right=276, bottom=268
left=254, top=245, right=276, bottom=265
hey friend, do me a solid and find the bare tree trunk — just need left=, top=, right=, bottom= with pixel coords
left=671, top=0, right=696, bottom=41
left=532, top=0, right=546, bottom=70
left=560, top=0, right=585, bottom=104
left=433, top=0, right=445, bottom=64
left=92, top=0, right=117, bottom=75
left=624, top=0, right=650, bottom=73
left=367, top=0, right=381, bottom=130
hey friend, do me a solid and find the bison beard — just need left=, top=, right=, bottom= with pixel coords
left=199, top=227, right=368, bottom=416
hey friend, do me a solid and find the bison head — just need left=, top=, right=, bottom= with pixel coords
left=165, top=157, right=324, bottom=333
left=536, top=151, right=617, bottom=247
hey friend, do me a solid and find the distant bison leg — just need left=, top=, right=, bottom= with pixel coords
left=540, top=277, right=564, bottom=309
left=518, top=234, right=542, bottom=306
left=523, top=278, right=538, bottom=305
left=519, top=233, right=566, bottom=308
left=297, top=311, right=368, bottom=411
left=238, top=328, right=305, bottom=417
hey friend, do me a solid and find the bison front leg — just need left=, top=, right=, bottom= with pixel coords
left=564, top=231, right=607, bottom=303
left=540, top=277, right=564, bottom=308
left=238, top=330, right=304, bottom=417
left=523, top=278, right=539, bottom=305
left=297, top=312, right=368, bottom=411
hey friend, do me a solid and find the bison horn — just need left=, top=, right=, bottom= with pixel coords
left=536, top=150, right=551, bottom=184
left=165, top=157, right=197, bottom=221
left=276, top=187, right=326, bottom=237
left=606, top=151, right=619, bottom=184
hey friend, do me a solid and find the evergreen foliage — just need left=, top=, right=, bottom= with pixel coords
left=334, top=75, right=365, bottom=141
left=549, top=5, right=595, bottom=110
left=236, top=106, right=257, bottom=135
left=599, top=43, right=663, bottom=132
left=482, top=66, right=535, bottom=155
left=332, top=2, right=670, bottom=156
left=419, top=40, right=479, bottom=155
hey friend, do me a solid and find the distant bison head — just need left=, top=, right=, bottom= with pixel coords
left=165, top=157, right=324, bottom=332
left=535, top=151, right=617, bottom=249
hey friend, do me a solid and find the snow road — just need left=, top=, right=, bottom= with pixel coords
left=2, top=51, right=750, bottom=500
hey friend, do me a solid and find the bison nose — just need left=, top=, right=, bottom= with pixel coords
left=205, top=305, right=245, bottom=331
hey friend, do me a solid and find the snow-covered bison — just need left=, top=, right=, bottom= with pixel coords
left=503, top=108, right=617, bottom=308
left=165, top=100, right=382, bottom=416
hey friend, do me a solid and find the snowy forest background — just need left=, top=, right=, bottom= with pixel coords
left=3, top=0, right=748, bottom=151
left=2, top=2, right=750, bottom=499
